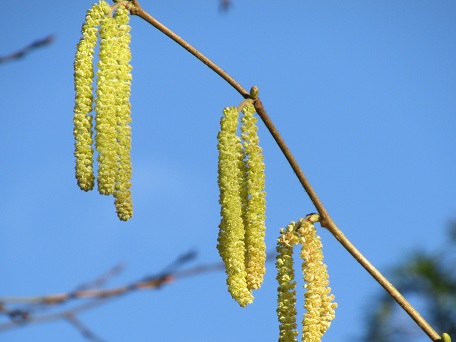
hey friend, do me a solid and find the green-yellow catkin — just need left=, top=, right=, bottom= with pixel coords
left=441, top=333, right=452, bottom=342
left=241, top=103, right=266, bottom=290
left=217, top=106, right=253, bottom=307
left=276, top=222, right=300, bottom=342
left=113, top=6, right=133, bottom=221
left=298, top=216, right=337, bottom=341
left=95, top=13, right=118, bottom=196
left=73, top=0, right=110, bottom=191
left=276, top=215, right=337, bottom=342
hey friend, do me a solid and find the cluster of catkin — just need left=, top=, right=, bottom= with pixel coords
left=276, top=214, right=337, bottom=342
left=73, top=0, right=134, bottom=221
left=217, top=95, right=267, bottom=307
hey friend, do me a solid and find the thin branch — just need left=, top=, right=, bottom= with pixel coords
left=129, top=1, right=249, bottom=99
left=0, top=35, right=54, bottom=64
left=65, top=314, right=107, bottom=342
left=0, top=299, right=108, bottom=333
left=0, top=251, right=216, bottom=334
left=73, top=264, right=124, bottom=292
left=129, top=1, right=441, bottom=341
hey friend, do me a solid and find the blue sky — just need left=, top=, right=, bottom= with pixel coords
left=1, top=1, right=455, bottom=341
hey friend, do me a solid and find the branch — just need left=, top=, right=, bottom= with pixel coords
left=65, top=314, right=107, bottom=342
left=129, top=1, right=441, bottom=341
left=129, top=1, right=249, bottom=99
left=0, top=251, right=196, bottom=335
left=0, top=35, right=54, bottom=64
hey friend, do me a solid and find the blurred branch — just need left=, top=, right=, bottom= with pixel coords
left=0, top=251, right=274, bottom=341
left=219, top=0, right=231, bottom=11
left=65, top=314, right=107, bottom=342
left=129, top=1, right=441, bottom=340
left=0, top=35, right=54, bottom=64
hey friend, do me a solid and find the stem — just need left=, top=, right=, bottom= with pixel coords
left=129, top=1, right=441, bottom=340
left=129, top=1, right=249, bottom=99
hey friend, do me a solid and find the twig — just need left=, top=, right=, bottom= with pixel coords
left=0, top=299, right=107, bottom=333
left=65, top=314, right=107, bottom=342
left=74, top=264, right=124, bottom=292
left=129, top=1, right=249, bottom=99
left=129, top=1, right=441, bottom=340
left=0, top=35, right=54, bottom=64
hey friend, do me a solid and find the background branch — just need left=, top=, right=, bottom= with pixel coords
left=0, top=35, right=54, bottom=64
left=0, top=251, right=275, bottom=338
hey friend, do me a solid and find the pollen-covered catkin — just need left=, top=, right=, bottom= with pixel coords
left=95, top=14, right=118, bottom=196
left=276, top=222, right=299, bottom=342
left=73, top=0, right=110, bottom=191
left=298, top=217, right=337, bottom=341
left=113, top=6, right=133, bottom=221
left=217, top=106, right=253, bottom=307
left=74, top=1, right=134, bottom=221
left=241, top=103, right=266, bottom=290
left=276, top=215, right=337, bottom=342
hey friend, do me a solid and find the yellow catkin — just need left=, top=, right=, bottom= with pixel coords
left=298, top=216, right=337, bottom=341
left=113, top=6, right=133, bottom=221
left=276, top=215, right=337, bottom=342
left=217, top=106, right=253, bottom=307
left=276, top=222, right=299, bottom=342
left=241, top=103, right=266, bottom=290
left=95, top=14, right=118, bottom=196
left=73, top=0, right=110, bottom=191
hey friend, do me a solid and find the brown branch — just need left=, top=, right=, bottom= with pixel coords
left=0, top=251, right=221, bottom=334
left=128, top=1, right=249, bottom=99
left=129, top=1, right=441, bottom=341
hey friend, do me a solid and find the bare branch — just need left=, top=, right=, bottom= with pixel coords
left=65, top=314, right=107, bottom=342
left=129, top=1, right=441, bottom=340
left=0, top=35, right=54, bottom=64
left=0, top=250, right=201, bottom=335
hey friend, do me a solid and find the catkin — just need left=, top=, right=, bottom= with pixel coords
left=241, top=103, right=266, bottom=290
left=73, top=1, right=134, bottom=221
left=276, top=222, right=299, bottom=342
left=73, top=0, right=110, bottom=191
left=113, top=6, right=133, bottom=221
left=276, top=215, right=337, bottom=342
left=217, top=106, right=253, bottom=307
left=216, top=99, right=267, bottom=306
left=95, top=14, right=118, bottom=196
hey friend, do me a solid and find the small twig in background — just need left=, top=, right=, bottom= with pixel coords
left=0, top=35, right=54, bottom=64
left=0, top=250, right=206, bottom=338
left=74, top=264, right=124, bottom=292
left=65, top=314, right=107, bottom=342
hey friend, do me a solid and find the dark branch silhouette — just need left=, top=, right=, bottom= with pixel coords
left=0, top=35, right=54, bottom=64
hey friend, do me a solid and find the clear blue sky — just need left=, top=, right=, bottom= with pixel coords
left=1, top=1, right=455, bottom=341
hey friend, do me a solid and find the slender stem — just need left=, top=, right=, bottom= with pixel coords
left=129, top=2, right=441, bottom=341
left=129, top=1, right=249, bottom=99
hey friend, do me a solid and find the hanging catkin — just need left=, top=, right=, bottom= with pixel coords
left=216, top=89, right=267, bottom=306
left=241, top=103, right=266, bottom=290
left=276, top=214, right=337, bottom=342
left=73, top=0, right=110, bottom=192
left=217, top=106, right=253, bottom=307
left=73, top=1, right=134, bottom=221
